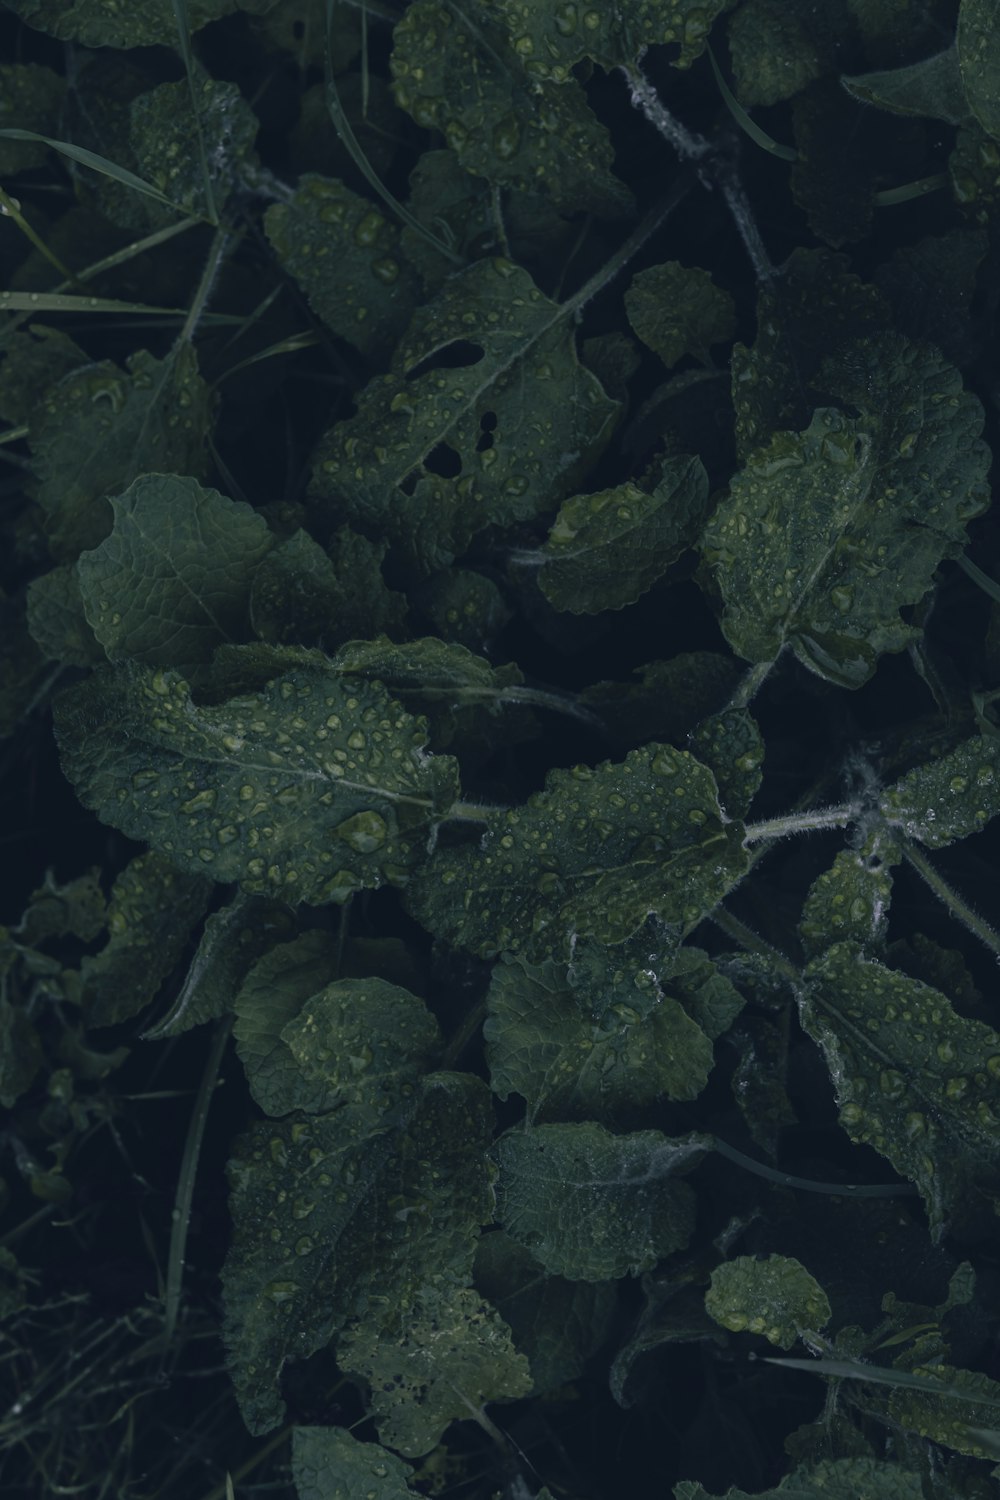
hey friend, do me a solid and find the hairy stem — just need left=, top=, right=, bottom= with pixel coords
left=743, top=804, right=859, bottom=845
left=902, top=841, right=1000, bottom=960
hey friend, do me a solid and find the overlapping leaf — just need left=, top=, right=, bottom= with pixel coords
left=798, top=846, right=893, bottom=960
left=309, top=256, right=620, bottom=573
left=799, top=942, right=1000, bottom=1236
left=54, top=661, right=461, bottom=905
left=404, top=742, right=747, bottom=962
left=704, top=1253, right=832, bottom=1349
left=493, top=1121, right=706, bottom=1279
left=625, top=262, right=736, bottom=370
left=493, top=0, right=726, bottom=79
left=702, top=333, right=990, bottom=689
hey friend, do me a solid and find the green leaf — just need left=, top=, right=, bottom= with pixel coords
left=484, top=951, right=715, bottom=1123
left=404, top=742, right=748, bottom=962
left=702, top=334, right=991, bottom=689
left=3, top=0, right=265, bottom=49
left=128, top=74, right=259, bottom=220
left=390, top=1, right=633, bottom=220
left=26, top=565, right=104, bottom=669
left=53, top=661, right=461, bottom=905
left=535, top=460, right=709, bottom=615
left=493, top=0, right=727, bottom=78
left=473, top=1228, right=618, bottom=1393
left=79, top=851, right=213, bottom=1028
left=704, top=1252, right=832, bottom=1348
left=798, top=846, right=894, bottom=960
left=878, top=733, right=1000, bottom=848
left=76, top=474, right=274, bottom=671
left=958, top=0, right=1000, bottom=141
left=250, top=528, right=408, bottom=650
left=222, top=1071, right=494, bottom=1434
left=625, top=263, right=736, bottom=369
left=338, top=1284, right=532, bottom=1457
left=0, top=993, right=45, bottom=1109
left=674, top=1456, right=925, bottom=1499
left=688, top=708, right=764, bottom=820
left=233, top=929, right=440, bottom=1120
left=309, top=257, right=620, bottom=573
left=0, top=325, right=87, bottom=427
left=265, top=175, right=421, bottom=362
left=799, top=942, right=1000, bottom=1236
left=292, top=1427, right=416, bottom=1500
left=725, top=0, right=851, bottom=107
left=578, top=653, right=742, bottom=752
left=842, top=45, right=970, bottom=124
left=0, top=65, right=66, bottom=175
left=492, top=1121, right=706, bottom=1279
left=28, top=344, right=216, bottom=560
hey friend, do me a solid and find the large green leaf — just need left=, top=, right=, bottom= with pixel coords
left=704, top=1253, right=832, bottom=1349
left=76, top=474, right=274, bottom=671
left=28, top=345, right=216, bottom=560
left=338, top=1284, right=532, bottom=1457
left=536, top=459, right=710, bottom=615
left=492, top=1121, right=706, bottom=1279
left=222, top=1071, right=494, bottom=1433
left=702, top=334, right=990, bottom=688
left=799, top=942, right=1000, bottom=1236
left=128, top=74, right=259, bottom=219
left=53, top=661, right=461, bottom=905
left=3, top=0, right=269, bottom=48
left=309, top=257, right=620, bottom=573
left=390, top=1, right=632, bottom=219
left=292, top=1428, right=416, bottom=1500
left=484, top=951, right=715, bottom=1123
left=404, top=742, right=747, bottom=962
left=878, top=732, right=1000, bottom=848
left=887, top=1363, right=1000, bottom=1459
left=493, top=0, right=726, bottom=78
left=264, top=175, right=421, bottom=363
left=0, top=64, right=65, bottom=173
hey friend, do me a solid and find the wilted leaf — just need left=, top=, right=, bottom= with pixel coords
left=726, top=0, right=851, bottom=106
left=704, top=1252, right=832, bottom=1348
left=493, top=1121, right=706, bottom=1279
left=798, top=846, right=894, bottom=960
left=54, top=661, right=461, bottom=905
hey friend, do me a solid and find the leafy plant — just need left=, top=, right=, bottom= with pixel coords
left=3, top=0, right=1000, bottom=1497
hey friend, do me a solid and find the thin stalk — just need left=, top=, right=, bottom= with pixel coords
left=179, top=226, right=231, bottom=344
left=711, top=1135, right=918, bottom=1198
left=743, top=804, right=858, bottom=845
left=901, top=841, right=1000, bottom=961
left=0, top=186, right=80, bottom=285
left=161, top=1016, right=233, bottom=1349
left=707, top=904, right=800, bottom=985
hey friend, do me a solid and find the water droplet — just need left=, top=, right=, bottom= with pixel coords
left=217, top=825, right=238, bottom=844
left=295, top=1235, right=315, bottom=1256
left=264, top=1280, right=298, bottom=1304
left=354, top=210, right=384, bottom=247
left=554, top=2, right=577, bottom=34
left=182, top=789, right=216, bottom=814
left=492, top=115, right=521, bottom=160
left=830, top=585, right=853, bottom=614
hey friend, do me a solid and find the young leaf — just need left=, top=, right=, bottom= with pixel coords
left=702, top=334, right=991, bottom=689
left=404, top=742, right=748, bottom=962
left=28, top=344, right=216, bottom=560
left=799, top=941, right=1000, bottom=1236
left=688, top=707, right=764, bottom=819
left=704, top=1252, right=832, bottom=1348
left=473, top=1229, right=618, bottom=1394
left=53, top=661, right=461, bottom=905
left=725, top=0, right=850, bottom=107
left=674, top=1456, right=925, bottom=1499
left=390, top=1, right=633, bottom=219
left=27, top=564, right=105, bottom=668
left=484, top=951, right=715, bottom=1123
left=625, top=263, right=736, bottom=369
left=2, top=0, right=263, bottom=49
left=338, top=1284, right=532, bottom=1457
left=536, top=459, right=710, bottom=615
left=495, top=0, right=725, bottom=78
left=493, top=1122, right=708, bottom=1280
left=309, top=257, right=621, bottom=573
left=878, top=732, right=1000, bottom=848
left=0, top=64, right=65, bottom=173
left=265, top=175, right=421, bottom=362
left=76, top=474, right=274, bottom=670
left=292, top=1427, right=417, bottom=1500
left=222, top=1071, right=494, bottom=1434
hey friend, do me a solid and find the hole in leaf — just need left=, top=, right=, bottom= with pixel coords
left=423, top=443, right=462, bottom=479
left=476, top=411, right=497, bottom=452
left=399, top=472, right=418, bottom=495
left=404, top=340, right=485, bottom=382
left=292, top=19, right=305, bottom=38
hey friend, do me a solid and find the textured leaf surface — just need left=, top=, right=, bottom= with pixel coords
left=292, top=1427, right=415, bottom=1500
left=77, top=475, right=273, bottom=670
left=390, top=1, right=632, bottom=219
left=27, top=565, right=104, bottom=668
left=265, top=175, right=420, bottom=362
left=493, top=1121, right=705, bottom=1279
left=473, top=1229, right=618, bottom=1393
left=405, top=743, right=747, bottom=961
left=309, top=257, right=620, bottom=573
left=958, top=0, right=1000, bottom=141
left=688, top=708, right=764, bottom=820
left=799, top=942, right=1000, bottom=1235
left=484, top=952, right=714, bottom=1123
left=798, top=846, right=893, bottom=960
left=878, top=732, right=1000, bottom=848
left=54, top=662, right=460, bottom=904
left=537, top=460, right=709, bottom=614
left=674, top=1457, right=924, bottom=1500
left=80, top=852, right=212, bottom=1028
left=3, top=0, right=261, bottom=48
left=129, top=75, right=258, bottom=218
left=625, top=263, right=736, bottom=369
left=725, top=0, right=849, bottom=107
left=704, top=1253, right=831, bottom=1348
left=493, top=0, right=725, bottom=77
left=234, top=931, right=440, bottom=1121
left=339, top=1284, right=532, bottom=1457
left=702, top=334, right=990, bottom=688
left=29, top=345, right=215, bottom=560
left=222, top=1071, right=493, bottom=1433
left=0, top=64, right=65, bottom=173
left=887, top=1363, right=1000, bottom=1458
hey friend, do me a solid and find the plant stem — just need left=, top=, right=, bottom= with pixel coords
left=179, top=226, right=231, bottom=344
left=901, top=841, right=1000, bottom=960
left=743, top=804, right=858, bottom=845
left=707, top=904, right=800, bottom=985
